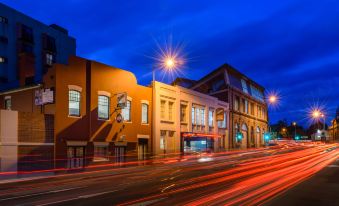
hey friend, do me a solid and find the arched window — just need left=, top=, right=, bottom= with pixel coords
left=69, top=90, right=81, bottom=116
left=256, top=126, right=261, bottom=133
left=242, top=124, right=248, bottom=131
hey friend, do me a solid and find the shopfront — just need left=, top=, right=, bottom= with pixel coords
left=181, top=133, right=220, bottom=153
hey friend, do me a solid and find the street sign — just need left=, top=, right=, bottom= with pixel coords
left=116, top=113, right=123, bottom=123
left=42, top=89, right=54, bottom=104
left=35, top=88, right=54, bottom=105
left=117, top=92, right=127, bottom=109
left=35, top=90, right=43, bottom=105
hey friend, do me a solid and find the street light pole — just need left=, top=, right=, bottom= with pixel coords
left=293, top=122, right=297, bottom=139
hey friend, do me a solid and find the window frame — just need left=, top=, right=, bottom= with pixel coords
left=208, top=110, right=214, bottom=127
left=98, top=95, right=110, bottom=120
left=68, top=90, right=81, bottom=117
left=0, top=16, right=8, bottom=24
left=93, top=145, right=109, bottom=162
left=141, top=103, right=149, bottom=124
left=4, top=97, right=11, bottom=110
left=122, top=100, right=132, bottom=122
left=180, top=104, right=187, bottom=123
left=0, top=56, right=7, bottom=64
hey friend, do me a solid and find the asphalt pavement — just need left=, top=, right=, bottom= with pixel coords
left=0, top=142, right=337, bottom=206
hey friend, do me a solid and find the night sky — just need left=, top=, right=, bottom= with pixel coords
left=3, top=0, right=338, bottom=127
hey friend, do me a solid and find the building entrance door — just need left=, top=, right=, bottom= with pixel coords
left=67, top=146, right=85, bottom=169
left=138, top=138, right=148, bottom=160
left=114, top=146, right=125, bottom=162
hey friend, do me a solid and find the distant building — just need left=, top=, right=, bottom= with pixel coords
left=328, top=106, right=339, bottom=142
left=175, top=64, right=268, bottom=149
left=152, top=81, right=229, bottom=155
left=0, top=3, right=76, bottom=91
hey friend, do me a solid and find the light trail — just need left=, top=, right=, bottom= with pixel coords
left=0, top=142, right=336, bottom=206
left=118, top=144, right=338, bottom=206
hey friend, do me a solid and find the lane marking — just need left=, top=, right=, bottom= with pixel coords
left=36, top=189, right=118, bottom=206
left=0, top=186, right=85, bottom=201
left=129, top=197, right=168, bottom=206
left=78, top=190, right=118, bottom=198
left=161, top=184, right=176, bottom=193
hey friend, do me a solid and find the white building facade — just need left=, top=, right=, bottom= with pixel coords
left=153, top=81, right=229, bottom=155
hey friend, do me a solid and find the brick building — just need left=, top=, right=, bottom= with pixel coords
left=329, top=107, right=339, bottom=142
left=176, top=64, right=268, bottom=149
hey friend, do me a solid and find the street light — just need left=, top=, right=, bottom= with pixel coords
left=153, top=56, right=178, bottom=81
left=292, top=122, right=297, bottom=139
left=312, top=110, right=321, bottom=119
left=268, top=95, right=277, bottom=104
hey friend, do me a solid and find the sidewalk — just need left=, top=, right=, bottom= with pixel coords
left=0, top=172, right=54, bottom=184
left=264, top=158, right=339, bottom=206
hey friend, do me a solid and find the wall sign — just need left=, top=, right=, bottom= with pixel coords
left=116, top=113, right=123, bottom=123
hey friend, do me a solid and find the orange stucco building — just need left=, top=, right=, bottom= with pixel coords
left=0, top=56, right=152, bottom=171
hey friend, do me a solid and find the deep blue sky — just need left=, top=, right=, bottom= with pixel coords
left=3, top=0, right=338, bottom=127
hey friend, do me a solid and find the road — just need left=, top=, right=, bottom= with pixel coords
left=0, top=142, right=337, bottom=206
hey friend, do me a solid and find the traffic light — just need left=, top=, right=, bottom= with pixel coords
left=295, top=135, right=300, bottom=140
left=236, top=132, right=243, bottom=142
left=264, top=133, right=270, bottom=141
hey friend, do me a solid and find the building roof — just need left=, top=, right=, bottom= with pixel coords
left=195, top=63, right=265, bottom=91
left=171, top=77, right=197, bottom=88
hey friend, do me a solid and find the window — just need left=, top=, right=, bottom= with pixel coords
left=94, top=146, right=108, bottom=161
left=234, top=96, right=240, bottom=111
left=257, top=106, right=262, bottom=118
left=196, top=108, right=201, bottom=125
left=46, top=53, right=54, bottom=66
left=262, top=108, right=266, bottom=120
left=192, top=107, right=195, bottom=124
left=122, top=100, right=131, bottom=122
left=250, top=85, right=265, bottom=102
left=245, top=100, right=248, bottom=114
left=200, top=108, right=205, bottom=125
left=0, top=16, right=8, bottom=24
left=0, top=56, right=7, bottom=63
left=4, top=97, right=11, bottom=110
left=218, top=112, right=227, bottom=128
left=69, top=90, right=80, bottom=116
left=209, top=110, right=214, bottom=127
left=141, top=103, right=148, bottom=124
left=160, top=130, right=166, bottom=150
left=98, top=95, right=110, bottom=120
left=43, top=34, right=56, bottom=52
left=168, top=102, right=174, bottom=121
left=250, top=103, right=255, bottom=115
left=180, top=104, right=187, bottom=123
left=241, top=79, right=249, bottom=94
left=19, top=24, right=34, bottom=43
left=160, top=100, right=166, bottom=119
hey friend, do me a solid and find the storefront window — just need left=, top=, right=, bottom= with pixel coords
left=94, top=146, right=108, bottom=161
